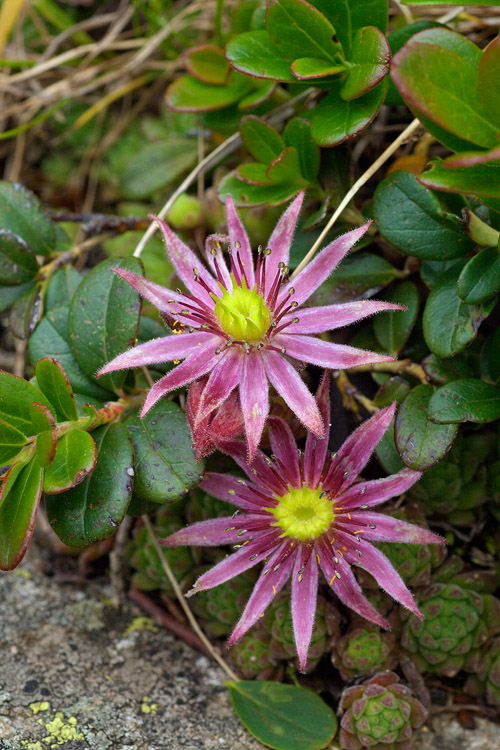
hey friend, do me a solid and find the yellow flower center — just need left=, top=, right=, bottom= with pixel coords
left=213, top=276, right=271, bottom=343
left=267, top=484, right=334, bottom=541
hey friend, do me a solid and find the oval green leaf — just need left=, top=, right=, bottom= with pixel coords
left=0, top=371, right=55, bottom=435
left=44, top=266, right=83, bottom=312
left=166, top=72, right=252, bottom=112
left=291, top=57, right=344, bottom=80
left=373, top=171, right=474, bottom=260
left=218, top=172, right=300, bottom=207
left=265, top=0, right=342, bottom=63
left=314, top=0, right=388, bottom=57
left=43, top=430, right=97, bottom=494
left=428, top=379, right=500, bottom=424
left=311, top=251, right=400, bottom=305
left=266, top=147, right=306, bottom=185
left=45, top=422, right=134, bottom=547
left=0, top=230, right=39, bottom=286
left=240, top=115, right=285, bottom=164
left=69, top=257, right=143, bottom=393
left=283, top=117, right=320, bottom=183
left=8, top=282, right=43, bottom=340
left=227, top=680, right=337, bottom=750
left=31, top=402, right=57, bottom=468
left=226, top=30, right=296, bottom=82
left=478, top=36, right=500, bottom=129
left=457, top=246, right=500, bottom=304
left=120, top=138, right=198, bottom=200
left=0, top=417, right=28, bottom=465
left=0, top=458, right=43, bottom=570
left=124, top=400, right=204, bottom=504
left=35, top=357, right=79, bottom=422
left=395, top=384, right=458, bottom=470
left=418, top=161, right=500, bottom=201
left=0, top=181, right=55, bottom=257
left=373, top=280, right=420, bottom=357
left=340, top=26, right=390, bottom=101
left=185, top=45, right=229, bottom=85
left=422, top=352, right=474, bottom=385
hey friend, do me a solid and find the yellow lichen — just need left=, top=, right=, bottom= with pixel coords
left=123, top=616, right=159, bottom=636
left=43, top=713, right=84, bottom=746
left=141, top=696, right=158, bottom=714
left=14, top=569, right=31, bottom=579
left=29, top=702, right=50, bottom=714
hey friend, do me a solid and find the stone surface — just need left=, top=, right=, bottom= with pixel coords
left=1, top=540, right=499, bottom=750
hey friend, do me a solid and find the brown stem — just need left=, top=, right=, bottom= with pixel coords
left=333, top=370, right=378, bottom=415
left=349, top=359, right=428, bottom=384
left=49, top=211, right=149, bottom=237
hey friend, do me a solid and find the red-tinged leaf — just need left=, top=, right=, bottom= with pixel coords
left=184, top=45, right=229, bottom=85
left=266, top=0, right=343, bottom=62
left=240, top=115, right=285, bottom=163
left=442, top=145, right=500, bottom=168
left=236, top=163, right=273, bottom=185
left=0, top=462, right=25, bottom=511
left=313, top=0, right=388, bottom=57
left=283, top=117, right=320, bottom=183
left=266, top=147, right=306, bottom=185
left=165, top=72, right=252, bottom=112
left=291, top=57, right=345, bottom=80
left=226, top=30, right=295, bottom=82
left=0, top=417, right=27, bottom=465
left=478, top=37, right=500, bottom=128
left=0, top=459, right=43, bottom=570
left=43, top=430, right=97, bottom=494
left=238, top=81, right=276, bottom=110
left=0, top=370, right=55, bottom=435
left=418, top=161, right=500, bottom=201
left=218, top=172, right=302, bottom=207
left=340, top=26, right=391, bottom=101
left=35, top=357, right=79, bottom=422
left=31, top=402, right=57, bottom=468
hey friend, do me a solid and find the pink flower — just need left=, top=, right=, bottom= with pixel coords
left=98, top=193, right=399, bottom=460
left=187, top=376, right=244, bottom=460
left=161, top=374, right=445, bottom=672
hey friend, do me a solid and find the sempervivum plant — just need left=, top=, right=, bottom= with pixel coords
left=227, top=626, right=279, bottom=680
left=97, top=192, right=399, bottom=460
left=332, top=626, right=397, bottom=681
left=338, top=671, right=428, bottom=750
left=191, top=568, right=258, bottom=639
left=161, top=372, right=444, bottom=671
left=465, top=635, right=500, bottom=706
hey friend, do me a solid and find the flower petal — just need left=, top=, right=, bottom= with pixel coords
left=318, top=539, right=388, bottom=628
left=222, top=439, right=288, bottom=496
left=113, top=268, right=186, bottom=312
left=268, top=417, right=301, bottom=488
left=282, top=300, right=405, bottom=335
left=323, top=404, right=396, bottom=496
left=264, top=191, right=304, bottom=297
left=335, top=469, right=422, bottom=511
left=334, top=529, right=423, bottom=619
left=275, top=333, right=393, bottom=369
left=228, top=540, right=296, bottom=645
left=239, top=351, right=269, bottom=463
left=225, top=195, right=255, bottom=289
left=200, top=472, right=274, bottom=510
left=155, top=216, right=220, bottom=303
left=141, top=346, right=222, bottom=415
left=291, top=545, right=318, bottom=673
left=278, top=223, right=371, bottom=307
left=160, top=516, right=247, bottom=547
left=188, top=529, right=281, bottom=593
left=205, top=233, right=232, bottom=291
left=304, top=371, right=330, bottom=488
left=263, top=350, right=323, bottom=437
left=337, top=512, right=446, bottom=545
left=196, top=347, right=245, bottom=424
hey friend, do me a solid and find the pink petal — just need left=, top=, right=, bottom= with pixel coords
left=160, top=516, right=247, bottom=547
left=264, top=191, right=304, bottom=297
left=275, top=333, right=393, bottom=369
left=200, top=472, right=274, bottom=510
left=334, top=529, right=422, bottom=619
left=282, top=300, right=405, bottom=335
left=209, top=389, right=245, bottom=446
left=228, top=540, right=296, bottom=644
left=205, top=233, right=233, bottom=291
left=335, top=469, right=422, bottom=511
left=225, top=195, right=255, bottom=289
left=188, top=529, right=281, bottom=593
left=97, top=332, right=219, bottom=376
left=318, top=539, right=388, bottom=628
left=222, top=439, right=288, bottom=496
left=291, top=545, right=318, bottom=673
left=141, top=346, right=222, bottom=415
left=337, top=512, right=445, bottom=545
left=323, top=404, right=396, bottom=496
left=278, top=223, right=371, bottom=307
left=268, top=416, right=301, bottom=488
left=113, top=268, right=186, bottom=312
left=304, top=371, right=330, bottom=488
left=263, top=350, right=324, bottom=437
left=155, top=216, right=220, bottom=304
left=239, top=351, right=269, bottom=463
left=196, top=347, right=244, bottom=424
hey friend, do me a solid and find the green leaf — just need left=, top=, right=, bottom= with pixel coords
left=373, top=171, right=474, bottom=260
left=422, top=353, right=474, bottom=385
left=291, top=57, right=344, bottom=80
left=457, top=246, right=500, bottom=304
left=0, top=230, right=39, bottom=285
left=44, top=266, right=82, bottom=311
left=487, top=327, right=500, bottom=385
left=218, top=172, right=300, bottom=207
left=395, top=384, right=458, bottom=470
left=0, top=461, right=26, bottom=511
left=8, top=282, right=43, bottom=340
left=120, top=139, right=198, bottom=200
left=373, top=376, right=411, bottom=407
left=478, top=37, right=500, bottom=129
left=386, top=21, right=441, bottom=106
left=240, top=115, right=285, bottom=163
left=43, top=430, right=97, bottom=494
left=375, top=416, right=403, bottom=474
left=45, top=422, right=134, bottom=547
left=312, top=0, right=388, bottom=57
left=69, top=257, right=143, bottom=393
left=227, top=681, right=337, bottom=750
left=165, top=72, right=253, bottom=112
left=226, top=30, right=295, bottom=82
left=392, top=37, right=498, bottom=149
left=373, top=280, right=420, bottom=357
left=403, top=0, right=500, bottom=5
left=0, top=181, right=56, bottom=257
left=423, top=262, right=494, bottom=357
left=124, top=400, right=203, bottom=504
left=403, top=26, right=482, bottom=67
left=238, top=80, right=276, bottom=110
left=184, top=45, right=229, bottom=85
left=236, top=163, right=272, bottom=185
left=418, top=161, right=500, bottom=201
left=283, top=117, right=320, bottom=183
left=0, top=371, right=55, bottom=435
left=429, top=379, right=500, bottom=424
left=0, top=281, right=35, bottom=314
left=266, top=0, right=342, bottom=62
left=29, top=306, right=115, bottom=403
left=340, top=26, right=390, bottom=101
left=31, top=401, right=57, bottom=468
left=0, top=458, right=43, bottom=570
left=310, top=251, right=400, bottom=305
left=35, top=357, right=79, bottom=422
left=0, top=417, right=27, bottom=465
left=266, top=147, right=306, bottom=185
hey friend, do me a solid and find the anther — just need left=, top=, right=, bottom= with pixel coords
left=236, top=479, right=247, bottom=485
left=288, top=287, right=295, bottom=295
left=215, top=347, right=221, bottom=354
left=361, top=504, right=368, bottom=509
left=237, top=530, right=246, bottom=537
left=234, top=241, right=241, bottom=249
left=228, top=489, right=235, bottom=495
left=249, top=554, right=258, bottom=561
left=292, top=317, right=299, bottom=323
left=281, top=347, right=286, bottom=354
left=369, top=524, right=376, bottom=529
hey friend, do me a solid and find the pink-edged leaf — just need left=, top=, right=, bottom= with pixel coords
left=225, top=195, right=255, bottom=289
left=275, top=333, right=392, bottom=369
left=304, top=371, right=330, bottom=488
left=263, top=350, right=323, bottom=437
left=335, top=469, right=422, bottom=511
left=291, top=545, right=318, bottom=673
left=268, top=416, right=302, bottom=488
left=0, top=459, right=43, bottom=570
left=265, top=191, right=304, bottom=297
left=282, top=300, right=404, bottom=335
left=239, top=351, right=269, bottom=464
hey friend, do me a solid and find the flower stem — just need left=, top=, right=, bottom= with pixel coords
left=350, top=359, right=428, bottom=384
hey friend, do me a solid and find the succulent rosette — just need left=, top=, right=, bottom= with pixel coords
left=161, top=373, right=444, bottom=671
left=97, top=193, right=399, bottom=460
